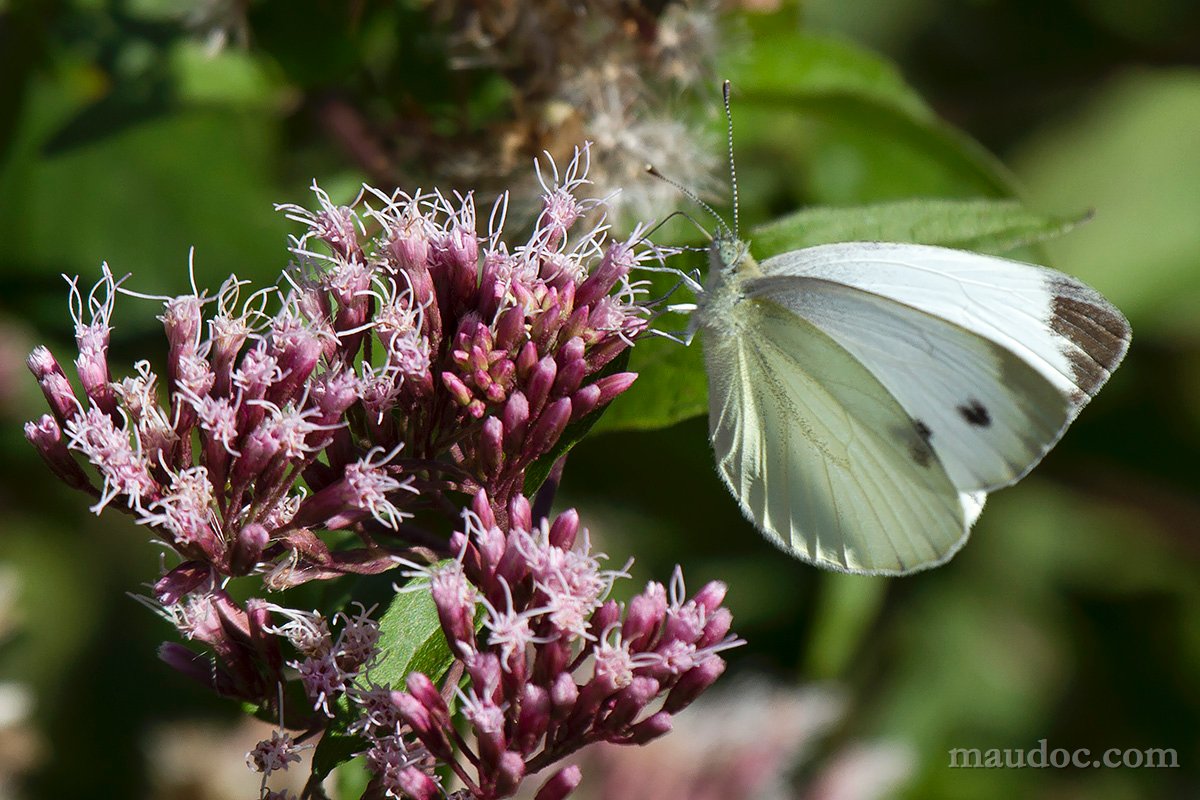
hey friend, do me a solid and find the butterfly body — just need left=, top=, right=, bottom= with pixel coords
left=694, top=233, right=1130, bottom=575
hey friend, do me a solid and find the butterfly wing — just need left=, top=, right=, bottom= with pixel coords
left=704, top=293, right=979, bottom=574
left=747, top=242, right=1130, bottom=494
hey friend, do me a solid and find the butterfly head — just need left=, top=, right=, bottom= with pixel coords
left=711, top=232, right=759, bottom=281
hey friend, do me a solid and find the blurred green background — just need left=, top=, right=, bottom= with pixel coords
left=1, top=1, right=1197, bottom=798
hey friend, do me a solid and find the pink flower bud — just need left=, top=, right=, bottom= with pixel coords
left=623, top=586, right=667, bottom=651
left=24, top=415, right=92, bottom=491
left=391, top=691, right=455, bottom=762
left=153, top=561, right=212, bottom=605
left=395, top=767, right=440, bottom=800
left=524, top=398, right=571, bottom=461
left=697, top=607, right=734, bottom=649
left=508, top=493, right=532, bottom=533
left=516, top=341, right=538, bottom=379
left=480, top=416, right=503, bottom=476
left=515, top=684, right=550, bottom=754
left=534, top=764, right=582, bottom=800
left=548, top=508, right=579, bottom=549
left=502, top=391, right=530, bottom=451
left=27, top=347, right=81, bottom=423
left=663, top=656, right=726, bottom=714
left=556, top=336, right=585, bottom=366
left=471, top=489, right=497, bottom=529
left=592, top=372, right=637, bottom=406
left=494, top=306, right=525, bottom=351
left=569, top=384, right=601, bottom=422
left=231, top=523, right=269, bottom=575
left=586, top=600, right=621, bottom=641
left=605, top=675, right=660, bottom=732
left=549, top=672, right=578, bottom=719
left=493, top=750, right=526, bottom=797
left=552, top=358, right=586, bottom=397
left=558, top=306, right=590, bottom=345
left=442, top=371, right=473, bottom=407
left=525, top=356, right=557, bottom=416
left=406, top=671, right=450, bottom=729
left=692, top=580, right=728, bottom=613
left=576, top=240, right=633, bottom=307
left=626, top=710, right=672, bottom=744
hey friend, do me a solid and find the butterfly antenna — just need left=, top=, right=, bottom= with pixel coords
left=645, top=164, right=730, bottom=240
left=723, top=80, right=740, bottom=239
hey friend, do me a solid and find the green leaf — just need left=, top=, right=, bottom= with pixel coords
left=723, top=30, right=1019, bottom=203
left=523, top=348, right=632, bottom=494
left=311, top=730, right=369, bottom=784
left=750, top=199, right=1086, bottom=257
left=592, top=336, right=707, bottom=434
left=368, top=576, right=458, bottom=690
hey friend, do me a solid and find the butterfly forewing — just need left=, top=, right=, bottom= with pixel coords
left=745, top=272, right=1074, bottom=492
left=756, top=243, right=1131, bottom=410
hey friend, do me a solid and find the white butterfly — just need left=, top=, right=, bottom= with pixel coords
left=673, top=85, right=1131, bottom=575
left=691, top=236, right=1129, bottom=575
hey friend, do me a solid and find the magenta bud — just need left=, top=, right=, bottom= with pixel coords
left=576, top=241, right=633, bottom=307
left=162, top=295, right=203, bottom=354
left=524, top=398, right=571, bottom=460
left=525, top=356, right=557, bottom=416
left=28, top=346, right=82, bottom=422
left=663, top=656, right=726, bottom=714
left=606, top=676, right=660, bottom=731
left=623, top=589, right=667, bottom=651
left=508, top=494, right=532, bottom=533
left=231, top=523, right=269, bottom=575
left=586, top=337, right=631, bottom=372
left=396, top=767, right=440, bottom=800
left=495, top=306, right=526, bottom=351
left=626, top=710, right=672, bottom=744
left=550, top=672, right=578, bottom=718
left=515, top=684, right=551, bottom=755
left=569, top=384, right=601, bottom=422
left=153, top=561, right=212, bottom=605
left=698, top=607, right=734, bottom=649
left=268, top=328, right=323, bottom=406
left=692, top=580, right=728, bottom=613
left=516, top=341, right=538, bottom=379
left=24, top=415, right=92, bottom=491
left=472, top=489, right=497, bottom=529
left=556, top=336, right=585, bottom=366
left=431, top=573, right=477, bottom=651
left=502, top=391, right=530, bottom=451
left=592, top=372, right=637, bottom=406
left=494, top=750, right=526, bottom=796
left=552, top=358, right=586, bottom=397
left=75, top=347, right=116, bottom=416
left=406, top=671, right=450, bottom=727
left=587, top=600, right=621, bottom=641
left=558, top=307, right=590, bottom=345
left=466, top=652, right=502, bottom=698
left=480, top=416, right=503, bottom=476
left=534, top=764, right=583, bottom=800
left=490, top=358, right=516, bottom=394
left=441, top=371, right=473, bottom=407
left=391, top=691, right=455, bottom=762
left=547, top=508, right=579, bottom=549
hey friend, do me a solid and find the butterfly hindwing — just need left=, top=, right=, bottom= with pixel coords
left=704, top=292, right=975, bottom=574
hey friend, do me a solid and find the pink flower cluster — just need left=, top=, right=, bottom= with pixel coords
left=25, top=147, right=654, bottom=595
left=376, top=490, right=742, bottom=800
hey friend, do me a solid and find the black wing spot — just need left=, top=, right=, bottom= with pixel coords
left=907, top=420, right=935, bottom=467
left=957, top=399, right=991, bottom=427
